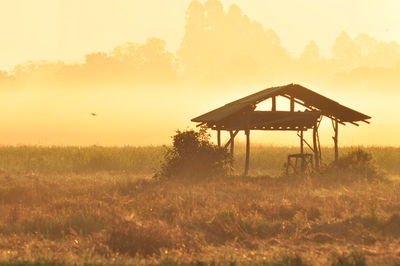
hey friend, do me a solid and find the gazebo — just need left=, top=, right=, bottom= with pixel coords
left=191, top=84, right=371, bottom=175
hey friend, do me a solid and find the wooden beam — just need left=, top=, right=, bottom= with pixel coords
left=317, top=128, right=322, bottom=162
left=300, top=130, right=305, bottom=171
left=313, top=122, right=319, bottom=169
left=272, top=96, right=276, bottom=111
left=281, top=94, right=346, bottom=126
left=290, top=96, right=295, bottom=112
left=297, top=131, right=314, bottom=152
left=196, top=122, right=206, bottom=127
left=349, top=121, right=359, bottom=127
left=224, top=130, right=239, bottom=149
left=334, top=119, right=339, bottom=163
left=300, top=130, right=304, bottom=154
left=282, top=94, right=313, bottom=111
left=244, top=130, right=250, bottom=176
left=217, top=129, right=221, bottom=147
left=229, top=130, right=235, bottom=156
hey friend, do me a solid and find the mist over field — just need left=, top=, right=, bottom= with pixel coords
left=0, top=0, right=399, bottom=146
left=1, top=1, right=400, bottom=265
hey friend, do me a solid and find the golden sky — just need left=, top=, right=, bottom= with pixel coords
left=1, top=0, right=399, bottom=70
left=0, top=0, right=399, bottom=146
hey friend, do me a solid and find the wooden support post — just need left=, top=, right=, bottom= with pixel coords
left=229, top=130, right=235, bottom=156
left=300, top=130, right=304, bottom=154
left=244, top=130, right=250, bottom=176
left=334, top=119, right=339, bottom=163
left=290, top=96, right=294, bottom=112
left=217, top=129, right=221, bottom=147
left=300, top=130, right=305, bottom=172
left=272, top=96, right=276, bottom=111
left=224, top=130, right=239, bottom=149
left=313, top=123, right=319, bottom=169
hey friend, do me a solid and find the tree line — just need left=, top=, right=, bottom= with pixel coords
left=1, top=0, right=400, bottom=90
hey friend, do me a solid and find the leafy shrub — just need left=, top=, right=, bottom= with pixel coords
left=322, top=149, right=382, bottom=181
left=156, top=129, right=232, bottom=180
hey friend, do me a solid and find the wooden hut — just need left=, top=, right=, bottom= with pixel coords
left=191, top=84, right=371, bottom=175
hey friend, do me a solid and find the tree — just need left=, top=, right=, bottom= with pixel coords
left=331, top=31, right=361, bottom=71
left=178, top=0, right=291, bottom=85
left=136, top=38, right=177, bottom=82
left=300, top=40, right=320, bottom=65
left=178, top=0, right=206, bottom=77
left=204, top=0, right=224, bottom=25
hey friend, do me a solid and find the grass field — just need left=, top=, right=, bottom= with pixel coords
left=0, top=145, right=399, bottom=265
left=0, top=145, right=399, bottom=176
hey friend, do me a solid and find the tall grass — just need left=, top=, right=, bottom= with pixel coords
left=0, top=173, right=399, bottom=264
left=2, top=145, right=400, bottom=264
left=0, top=145, right=398, bottom=177
left=233, top=145, right=400, bottom=176
left=0, top=145, right=398, bottom=179
left=0, top=146, right=164, bottom=176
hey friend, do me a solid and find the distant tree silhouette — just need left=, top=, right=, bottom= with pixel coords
left=204, top=0, right=224, bottom=25
left=84, top=52, right=112, bottom=84
left=0, top=70, right=12, bottom=87
left=112, top=42, right=138, bottom=64
left=300, top=40, right=320, bottom=65
left=294, top=40, right=330, bottom=82
left=331, top=31, right=361, bottom=71
left=1, top=0, right=400, bottom=91
left=355, top=34, right=400, bottom=68
left=135, top=38, right=177, bottom=83
left=178, top=0, right=290, bottom=85
left=81, top=38, right=177, bottom=87
left=0, top=71, right=8, bottom=77
left=178, top=0, right=207, bottom=79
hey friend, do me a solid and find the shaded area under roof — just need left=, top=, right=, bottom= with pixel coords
left=192, top=83, right=371, bottom=125
left=215, top=111, right=322, bottom=131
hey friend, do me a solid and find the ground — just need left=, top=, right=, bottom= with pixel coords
left=0, top=146, right=399, bottom=265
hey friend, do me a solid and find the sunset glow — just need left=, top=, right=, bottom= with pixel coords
left=0, top=0, right=399, bottom=146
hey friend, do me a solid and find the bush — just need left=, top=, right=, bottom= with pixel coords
left=156, top=129, right=232, bottom=180
left=322, top=149, right=382, bottom=181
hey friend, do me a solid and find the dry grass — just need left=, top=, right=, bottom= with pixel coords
left=0, top=146, right=399, bottom=265
left=233, top=145, right=400, bottom=176
left=0, top=173, right=400, bottom=264
left=0, top=145, right=398, bottom=177
left=0, top=146, right=164, bottom=176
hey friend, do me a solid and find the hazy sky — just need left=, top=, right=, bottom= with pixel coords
left=0, top=0, right=399, bottom=71
left=0, top=0, right=399, bottom=146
